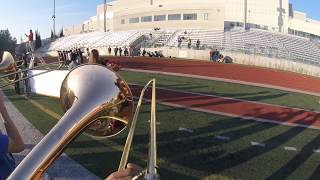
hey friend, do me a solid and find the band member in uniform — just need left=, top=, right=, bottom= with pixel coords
left=0, top=93, right=25, bottom=179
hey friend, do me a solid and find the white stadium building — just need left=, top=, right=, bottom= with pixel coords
left=65, top=0, right=320, bottom=40
left=42, top=0, right=320, bottom=76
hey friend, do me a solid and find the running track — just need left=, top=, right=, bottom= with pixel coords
left=45, top=56, right=320, bottom=128
left=104, top=56, right=320, bottom=96
left=130, top=85, right=320, bottom=129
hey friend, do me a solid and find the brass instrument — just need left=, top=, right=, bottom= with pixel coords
left=0, top=51, right=19, bottom=82
left=2, top=51, right=159, bottom=179
left=0, top=51, right=63, bottom=88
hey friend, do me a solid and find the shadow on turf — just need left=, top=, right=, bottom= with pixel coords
left=66, top=137, right=197, bottom=180
left=265, top=133, right=320, bottom=180
left=112, top=107, right=318, bottom=179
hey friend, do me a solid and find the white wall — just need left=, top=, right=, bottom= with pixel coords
left=146, top=47, right=320, bottom=77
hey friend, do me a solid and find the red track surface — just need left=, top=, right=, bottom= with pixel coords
left=130, top=85, right=320, bottom=129
left=106, top=56, right=320, bottom=95
left=45, top=56, right=320, bottom=127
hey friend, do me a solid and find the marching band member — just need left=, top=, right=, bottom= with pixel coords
left=0, top=93, right=25, bottom=179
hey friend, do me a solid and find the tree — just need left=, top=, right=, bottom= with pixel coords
left=0, top=29, right=17, bottom=55
left=59, top=27, right=64, bottom=38
left=35, top=30, right=42, bottom=49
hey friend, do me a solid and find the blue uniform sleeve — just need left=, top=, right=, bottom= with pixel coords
left=0, top=134, right=9, bottom=155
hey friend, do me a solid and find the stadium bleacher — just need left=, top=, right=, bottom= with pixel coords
left=42, top=28, right=320, bottom=66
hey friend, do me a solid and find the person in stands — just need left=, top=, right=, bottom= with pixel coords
left=209, top=49, right=214, bottom=61
left=25, top=29, right=34, bottom=53
left=88, top=49, right=101, bottom=64
left=142, top=49, right=146, bottom=57
left=188, top=39, right=192, bottom=49
left=0, top=91, right=25, bottom=179
left=213, top=49, right=220, bottom=62
left=114, top=47, right=119, bottom=56
left=178, top=37, right=182, bottom=48
left=124, top=47, right=129, bottom=56
left=119, top=47, right=123, bottom=56
left=86, top=48, right=90, bottom=62
left=196, top=39, right=200, bottom=49
left=108, top=47, right=112, bottom=56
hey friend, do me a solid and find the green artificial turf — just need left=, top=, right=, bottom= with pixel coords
left=2, top=84, right=320, bottom=180
left=119, top=70, right=320, bottom=112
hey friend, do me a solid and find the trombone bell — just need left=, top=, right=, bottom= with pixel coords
left=0, top=51, right=17, bottom=82
left=60, top=64, right=134, bottom=138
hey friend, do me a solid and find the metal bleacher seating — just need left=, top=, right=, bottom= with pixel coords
left=42, top=28, right=320, bottom=66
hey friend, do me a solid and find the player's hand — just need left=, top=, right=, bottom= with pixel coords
left=105, top=163, right=143, bottom=180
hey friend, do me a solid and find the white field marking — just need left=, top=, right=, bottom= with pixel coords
left=313, top=149, right=320, bottom=153
left=123, top=68, right=320, bottom=97
left=214, top=135, right=231, bottom=141
left=250, top=141, right=266, bottom=147
left=284, top=146, right=297, bottom=151
left=178, top=127, right=194, bottom=133
left=147, top=120, right=160, bottom=125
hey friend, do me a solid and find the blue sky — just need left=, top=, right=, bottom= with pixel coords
left=0, top=0, right=111, bottom=42
left=0, top=0, right=319, bottom=41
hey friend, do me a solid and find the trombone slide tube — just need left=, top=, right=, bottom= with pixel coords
left=8, top=101, right=97, bottom=179
left=118, top=79, right=154, bottom=171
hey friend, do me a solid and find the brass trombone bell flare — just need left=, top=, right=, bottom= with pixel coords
left=60, top=64, right=134, bottom=138
left=0, top=51, right=17, bottom=82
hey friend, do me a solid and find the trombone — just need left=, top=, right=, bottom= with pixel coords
left=0, top=52, right=159, bottom=179
left=0, top=51, right=63, bottom=88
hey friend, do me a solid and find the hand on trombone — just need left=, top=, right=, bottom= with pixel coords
left=106, top=163, right=143, bottom=180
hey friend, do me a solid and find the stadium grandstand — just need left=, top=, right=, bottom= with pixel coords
left=37, top=0, right=320, bottom=70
